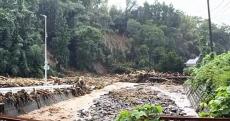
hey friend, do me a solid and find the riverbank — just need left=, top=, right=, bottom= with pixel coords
left=20, top=82, right=197, bottom=121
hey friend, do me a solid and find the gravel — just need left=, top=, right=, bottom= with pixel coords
left=77, top=85, right=186, bottom=121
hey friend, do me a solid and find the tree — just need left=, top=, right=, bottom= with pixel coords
left=127, top=19, right=141, bottom=37
left=69, top=26, right=105, bottom=70
left=51, top=12, right=70, bottom=70
left=0, top=0, right=43, bottom=77
left=0, top=0, right=230, bottom=77
left=157, top=51, right=184, bottom=72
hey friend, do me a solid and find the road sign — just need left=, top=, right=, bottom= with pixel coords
left=43, top=65, right=50, bottom=70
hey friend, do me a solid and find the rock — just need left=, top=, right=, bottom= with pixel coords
left=171, top=107, right=178, bottom=113
left=78, top=109, right=89, bottom=118
left=76, top=84, right=188, bottom=121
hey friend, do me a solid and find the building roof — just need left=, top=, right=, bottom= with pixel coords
left=185, top=57, right=199, bottom=66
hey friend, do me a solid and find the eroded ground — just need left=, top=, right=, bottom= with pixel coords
left=20, top=82, right=197, bottom=121
left=0, top=71, right=195, bottom=121
left=19, top=82, right=137, bottom=121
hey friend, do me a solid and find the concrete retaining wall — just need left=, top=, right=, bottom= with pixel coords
left=1, top=88, right=86, bottom=116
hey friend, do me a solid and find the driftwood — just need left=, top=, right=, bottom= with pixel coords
left=121, top=70, right=189, bottom=84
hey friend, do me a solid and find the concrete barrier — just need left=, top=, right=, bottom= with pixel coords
left=1, top=87, right=88, bottom=116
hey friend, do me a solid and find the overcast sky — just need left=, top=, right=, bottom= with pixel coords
left=108, top=0, right=230, bottom=25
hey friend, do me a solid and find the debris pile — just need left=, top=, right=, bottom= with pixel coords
left=0, top=79, right=91, bottom=115
left=0, top=77, right=44, bottom=87
left=0, top=73, right=122, bottom=89
left=63, top=75, right=121, bottom=89
left=121, top=70, right=188, bottom=84
left=78, top=84, right=186, bottom=121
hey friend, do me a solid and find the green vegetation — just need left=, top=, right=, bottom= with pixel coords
left=187, top=52, right=230, bottom=118
left=1, top=0, right=230, bottom=77
left=188, top=52, right=230, bottom=90
left=115, top=104, right=162, bottom=121
left=1, top=0, right=230, bottom=118
left=208, top=86, right=230, bottom=117
left=199, top=86, right=230, bottom=118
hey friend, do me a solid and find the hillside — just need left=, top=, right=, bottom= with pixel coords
left=1, top=0, right=230, bottom=77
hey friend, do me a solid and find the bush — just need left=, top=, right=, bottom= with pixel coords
left=183, top=67, right=195, bottom=75
left=188, top=52, right=230, bottom=90
left=187, top=52, right=230, bottom=118
left=156, top=51, right=184, bottom=73
left=115, top=104, right=162, bottom=121
left=208, top=86, right=230, bottom=117
left=111, top=65, right=132, bottom=74
left=199, top=86, right=230, bottom=118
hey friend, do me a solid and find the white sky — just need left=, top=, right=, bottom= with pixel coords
left=108, top=0, right=230, bottom=25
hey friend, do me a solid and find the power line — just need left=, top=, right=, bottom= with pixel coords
left=210, top=0, right=230, bottom=24
left=212, top=0, right=230, bottom=14
left=211, top=0, right=224, bottom=11
left=222, top=0, right=230, bottom=9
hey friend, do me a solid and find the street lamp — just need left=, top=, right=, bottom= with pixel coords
left=41, top=14, right=49, bottom=82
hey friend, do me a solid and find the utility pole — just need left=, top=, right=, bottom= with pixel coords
left=207, top=0, right=214, bottom=53
left=41, top=14, right=49, bottom=82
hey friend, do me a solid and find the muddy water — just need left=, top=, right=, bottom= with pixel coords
left=20, top=82, right=137, bottom=121
left=149, top=84, right=198, bottom=117
left=20, top=82, right=197, bottom=121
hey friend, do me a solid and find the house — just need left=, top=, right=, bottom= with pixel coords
left=185, top=56, right=200, bottom=67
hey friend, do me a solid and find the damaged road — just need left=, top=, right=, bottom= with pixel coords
left=20, top=82, right=197, bottom=121
left=79, top=83, right=197, bottom=121
left=19, top=82, right=137, bottom=121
